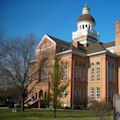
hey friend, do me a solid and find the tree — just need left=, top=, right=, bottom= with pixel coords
left=0, top=67, right=20, bottom=106
left=51, top=56, right=68, bottom=118
left=89, top=100, right=113, bottom=120
left=0, top=35, right=44, bottom=111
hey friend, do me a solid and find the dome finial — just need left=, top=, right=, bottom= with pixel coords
left=82, top=3, right=90, bottom=15
left=85, top=0, right=87, bottom=6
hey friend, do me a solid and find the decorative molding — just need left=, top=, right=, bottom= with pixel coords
left=87, top=51, right=106, bottom=56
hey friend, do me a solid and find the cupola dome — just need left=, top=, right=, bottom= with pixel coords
left=77, top=5, right=95, bottom=23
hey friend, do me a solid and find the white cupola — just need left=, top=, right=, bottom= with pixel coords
left=72, top=5, right=99, bottom=47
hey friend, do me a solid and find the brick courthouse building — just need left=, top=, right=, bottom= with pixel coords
left=27, top=5, right=120, bottom=108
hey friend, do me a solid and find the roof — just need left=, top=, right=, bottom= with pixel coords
left=103, top=41, right=115, bottom=48
left=77, top=14, right=95, bottom=23
left=47, top=35, right=88, bottom=54
left=86, top=42, right=106, bottom=54
left=47, top=34, right=70, bottom=47
left=69, top=45, right=87, bottom=54
left=48, top=35, right=107, bottom=55
left=39, top=34, right=117, bottom=56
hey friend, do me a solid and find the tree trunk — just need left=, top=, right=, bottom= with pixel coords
left=38, top=99, right=40, bottom=108
left=53, top=93, right=57, bottom=118
left=20, top=96, right=24, bottom=111
left=54, top=108, right=56, bottom=118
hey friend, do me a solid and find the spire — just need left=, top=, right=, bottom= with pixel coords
left=82, top=5, right=90, bottom=15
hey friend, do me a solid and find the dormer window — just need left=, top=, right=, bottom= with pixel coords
left=88, top=25, right=90, bottom=29
left=80, top=25, right=81, bottom=29
left=83, top=25, right=84, bottom=29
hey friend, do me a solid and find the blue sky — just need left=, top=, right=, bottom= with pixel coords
left=0, top=0, right=120, bottom=43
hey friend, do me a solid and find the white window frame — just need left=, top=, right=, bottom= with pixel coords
left=96, top=87, right=100, bottom=100
left=90, top=87, right=94, bottom=99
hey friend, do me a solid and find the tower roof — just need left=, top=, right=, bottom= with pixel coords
left=77, top=5, right=95, bottom=23
left=77, top=14, right=95, bottom=23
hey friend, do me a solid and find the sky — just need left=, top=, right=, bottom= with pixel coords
left=0, top=0, right=120, bottom=43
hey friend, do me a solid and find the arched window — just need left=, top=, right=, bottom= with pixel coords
left=88, top=25, right=90, bottom=29
left=44, top=92, right=47, bottom=98
left=90, top=25, right=91, bottom=30
left=80, top=25, right=81, bottom=29
left=83, top=25, right=84, bottom=29
left=35, top=93, right=37, bottom=99
left=90, top=63, right=94, bottom=67
left=39, top=90, right=43, bottom=98
left=96, top=62, right=100, bottom=65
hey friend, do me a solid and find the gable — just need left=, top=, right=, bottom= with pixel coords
left=36, top=34, right=56, bottom=50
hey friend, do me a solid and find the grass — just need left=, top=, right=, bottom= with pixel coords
left=0, top=108, right=113, bottom=120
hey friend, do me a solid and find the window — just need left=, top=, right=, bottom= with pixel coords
left=78, top=65, right=82, bottom=80
left=59, top=46, right=68, bottom=52
left=108, top=63, right=114, bottom=81
left=83, top=25, right=84, bottom=29
left=62, top=89, right=67, bottom=98
left=74, top=88, right=81, bottom=99
left=90, top=87, right=94, bottom=99
left=88, top=25, right=90, bottom=29
left=41, top=65, right=49, bottom=81
left=74, top=88, right=78, bottom=98
left=82, top=64, right=86, bottom=82
left=74, top=63, right=78, bottom=80
left=96, top=87, right=100, bottom=100
left=82, top=88, right=86, bottom=97
left=108, top=88, right=113, bottom=100
left=90, top=63, right=94, bottom=82
left=80, top=25, right=81, bottom=29
left=61, top=64, right=68, bottom=80
left=42, top=49, right=50, bottom=59
left=96, top=62, right=100, bottom=81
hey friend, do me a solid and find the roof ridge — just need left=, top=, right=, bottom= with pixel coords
left=103, top=41, right=115, bottom=48
left=47, top=34, right=70, bottom=44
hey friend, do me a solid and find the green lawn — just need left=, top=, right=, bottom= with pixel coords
left=0, top=108, right=113, bottom=120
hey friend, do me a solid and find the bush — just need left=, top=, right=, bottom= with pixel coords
left=6, top=100, right=14, bottom=108
left=88, top=100, right=112, bottom=120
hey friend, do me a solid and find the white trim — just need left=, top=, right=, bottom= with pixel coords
left=36, top=34, right=56, bottom=49
left=29, top=59, right=36, bottom=63
left=106, top=46, right=115, bottom=50
left=87, top=50, right=106, bottom=56
left=36, top=49, right=40, bottom=53
left=56, top=50, right=72, bottom=55
left=56, top=49, right=86, bottom=56
left=57, top=49, right=107, bottom=57
left=106, top=44, right=120, bottom=53
left=106, top=44, right=120, bottom=50
left=116, top=44, right=120, bottom=48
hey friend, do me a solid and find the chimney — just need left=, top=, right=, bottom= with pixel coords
left=115, top=21, right=120, bottom=55
left=115, top=21, right=120, bottom=44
